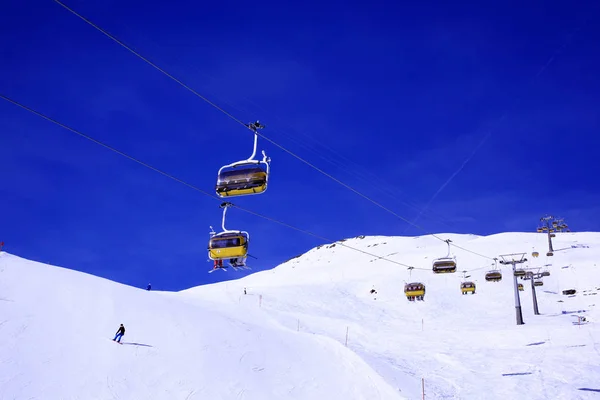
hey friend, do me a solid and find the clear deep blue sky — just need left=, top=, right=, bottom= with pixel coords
left=1, top=0, right=599, bottom=291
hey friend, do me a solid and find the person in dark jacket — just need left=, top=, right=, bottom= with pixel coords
left=113, top=324, right=125, bottom=343
left=147, top=283, right=151, bottom=291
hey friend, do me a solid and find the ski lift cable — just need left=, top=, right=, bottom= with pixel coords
left=0, top=93, right=426, bottom=271
left=52, top=1, right=453, bottom=231
left=53, top=0, right=493, bottom=263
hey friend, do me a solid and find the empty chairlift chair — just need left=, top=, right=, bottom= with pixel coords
left=433, top=258, right=457, bottom=273
left=485, top=270, right=502, bottom=282
left=432, top=239, right=457, bottom=274
left=216, top=165, right=268, bottom=197
left=215, top=121, right=271, bottom=198
left=534, top=280, right=544, bottom=287
left=404, top=282, right=426, bottom=301
left=461, top=281, right=476, bottom=295
left=514, top=269, right=527, bottom=277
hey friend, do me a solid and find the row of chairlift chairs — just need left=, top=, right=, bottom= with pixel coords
left=208, top=135, right=558, bottom=280
left=404, top=244, right=548, bottom=301
left=405, top=240, right=465, bottom=301
left=207, top=122, right=270, bottom=272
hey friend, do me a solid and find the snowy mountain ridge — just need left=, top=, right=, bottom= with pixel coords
left=1, top=231, right=599, bottom=399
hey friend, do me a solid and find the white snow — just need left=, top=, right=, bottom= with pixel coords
left=1, top=232, right=599, bottom=399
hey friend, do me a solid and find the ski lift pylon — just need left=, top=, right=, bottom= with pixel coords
left=215, top=121, right=271, bottom=198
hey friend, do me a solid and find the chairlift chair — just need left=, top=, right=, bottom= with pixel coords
left=514, top=269, right=527, bottom=277
left=485, top=270, right=502, bottom=282
left=208, top=203, right=249, bottom=266
left=432, top=239, right=457, bottom=274
left=518, top=283, right=524, bottom=291
left=215, top=122, right=271, bottom=198
left=404, top=282, right=426, bottom=301
left=534, top=280, right=544, bottom=287
left=461, top=281, right=476, bottom=295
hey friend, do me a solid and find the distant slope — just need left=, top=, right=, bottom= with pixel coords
left=183, top=232, right=600, bottom=399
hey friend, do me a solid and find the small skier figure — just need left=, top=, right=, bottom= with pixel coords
left=370, top=286, right=377, bottom=300
left=146, top=283, right=151, bottom=291
left=0, top=241, right=4, bottom=251
left=113, top=324, right=125, bottom=343
left=244, top=287, right=247, bottom=295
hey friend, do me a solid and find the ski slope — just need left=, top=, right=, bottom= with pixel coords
left=1, top=232, right=599, bottom=399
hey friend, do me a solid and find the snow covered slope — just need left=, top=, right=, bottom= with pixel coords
left=1, top=231, right=599, bottom=399
left=0, top=251, right=403, bottom=399
left=183, top=232, right=600, bottom=399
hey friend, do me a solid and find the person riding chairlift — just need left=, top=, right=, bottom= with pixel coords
left=213, top=259, right=223, bottom=269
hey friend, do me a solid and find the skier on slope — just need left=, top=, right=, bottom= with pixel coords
left=113, top=324, right=125, bottom=343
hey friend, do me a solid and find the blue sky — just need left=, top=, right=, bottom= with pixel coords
left=1, top=0, right=599, bottom=291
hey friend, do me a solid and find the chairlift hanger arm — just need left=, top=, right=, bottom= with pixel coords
left=217, top=122, right=270, bottom=174
left=221, top=203, right=229, bottom=232
left=444, top=239, right=452, bottom=258
left=218, top=202, right=244, bottom=235
left=245, top=121, right=266, bottom=162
